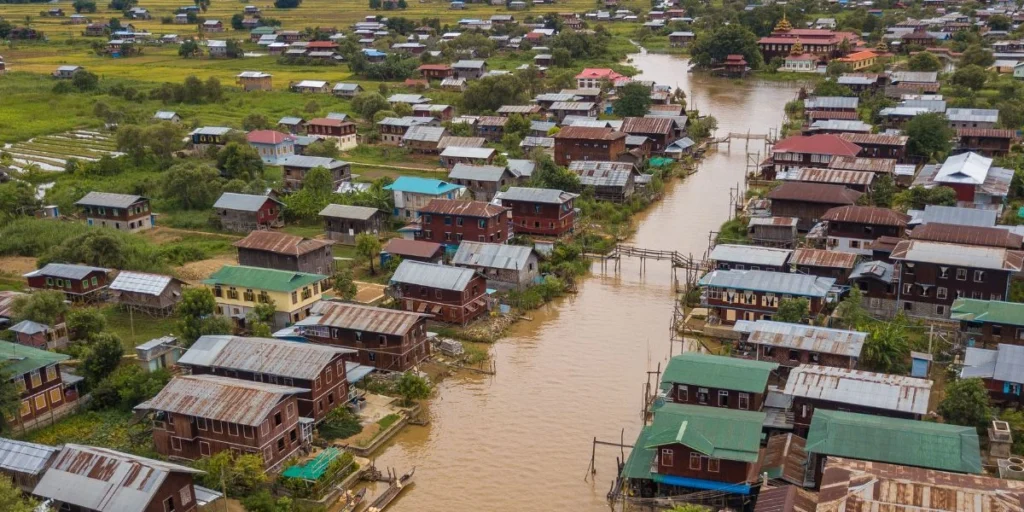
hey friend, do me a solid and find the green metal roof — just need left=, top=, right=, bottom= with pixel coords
left=202, top=265, right=328, bottom=293
left=805, top=410, right=982, bottom=474
left=0, top=341, right=69, bottom=376
left=281, top=447, right=341, bottom=481
left=620, top=427, right=655, bottom=480
left=951, top=298, right=1024, bottom=328
left=645, top=403, right=765, bottom=463
left=660, top=353, right=778, bottom=393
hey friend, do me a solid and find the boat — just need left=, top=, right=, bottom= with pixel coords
left=340, top=488, right=366, bottom=512
left=366, top=467, right=415, bottom=512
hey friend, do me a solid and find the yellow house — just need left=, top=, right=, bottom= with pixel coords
left=836, top=50, right=879, bottom=71
left=202, top=265, right=330, bottom=329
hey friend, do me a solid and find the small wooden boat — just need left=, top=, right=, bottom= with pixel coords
left=340, top=488, right=366, bottom=512
left=366, top=467, right=415, bottom=512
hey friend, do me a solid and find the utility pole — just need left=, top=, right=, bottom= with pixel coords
left=221, top=466, right=228, bottom=512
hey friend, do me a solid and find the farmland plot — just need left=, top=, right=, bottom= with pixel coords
left=2, top=129, right=122, bottom=171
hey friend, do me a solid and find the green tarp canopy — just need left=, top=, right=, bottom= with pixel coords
left=648, top=157, right=675, bottom=168
left=282, top=447, right=342, bottom=481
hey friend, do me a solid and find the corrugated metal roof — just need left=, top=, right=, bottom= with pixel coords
left=440, top=146, right=495, bottom=159
left=621, top=116, right=673, bottom=135
left=915, top=204, right=998, bottom=227
left=934, top=152, right=992, bottom=185
left=567, top=161, right=636, bottom=188
left=496, top=186, right=577, bottom=204
left=791, top=248, right=858, bottom=268
left=839, top=133, right=908, bottom=146
left=279, top=155, right=348, bottom=170
left=179, top=335, right=352, bottom=380
left=191, top=126, right=232, bottom=136
left=384, top=176, right=463, bottom=195
left=213, top=192, right=281, bottom=212
left=710, top=244, right=792, bottom=266
left=661, top=352, right=777, bottom=393
left=736, top=320, right=864, bottom=357
left=0, top=290, right=25, bottom=319
left=233, top=231, right=332, bottom=256
left=910, top=222, right=1023, bottom=248
left=822, top=205, right=910, bottom=226
left=951, top=298, right=1024, bottom=327
left=24, top=263, right=109, bottom=280
left=202, top=265, right=327, bottom=293
left=448, top=164, right=509, bottom=182
left=303, top=300, right=429, bottom=336
left=141, top=374, right=306, bottom=426
left=109, top=271, right=176, bottom=296
left=946, top=107, right=999, bottom=123
left=419, top=198, right=507, bottom=217
left=828, top=156, right=897, bottom=174
left=785, top=365, right=929, bottom=414
left=808, top=120, right=872, bottom=133
left=319, top=204, right=380, bottom=220
left=382, top=239, right=443, bottom=259
left=452, top=241, right=535, bottom=271
left=645, top=403, right=765, bottom=463
left=32, top=444, right=201, bottom=512
left=521, top=136, right=555, bottom=148
left=452, top=59, right=486, bottom=68
left=961, top=346, right=998, bottom=379
left=403, top=125, right=446, bottom=143
left=75, top=191, right=146, bottom=209
left=9, top=320, right=49, bottom=335
left=767, top=182, right=862, bottom=205
left=378, top=116, right=431, bottom=128
left=849, top=260, right=894, bottom=283
left=549, top=101, right=596, bottom=111
left=699, top=269, right=834, bottom=297
left=391, top=260, right=477, bottom=291
left=0, top=438, right=58, bottom=476
left=804, top=96, right=859, bottom=110
left=780, top=168, right=875, bottom=186
left=891, top=240, right=1024, bottom=271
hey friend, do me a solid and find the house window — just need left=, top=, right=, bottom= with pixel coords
left=31, top=372, right=41, bottom=388
left=171, top=437, right=182, bottom=451
left=213, top=420, right=223, bottom=434
left=937, top=287, right=947, bottom=299
left=738, top=393, right=749, bottom=410
left=956, top=268, right=967, bottom=280
left=49, top=388, right=62, bottom=405
left=229, top=423, right=239, bottom=436
left=45, top=366, right=57, bottom=381
left=275, top=412, right=282, bottom=426
left=689, top=452, right=701, bottom=470
left=698, top=388, right=709, bottom=404
left=677, top=385, right=688, bottom=401
left=661, top=448, right=674, bottom=467
left=164, top=496, right=176, bottom=512
left=478, top=219, right=487, bottom=229
left=197, top=417, right=207, bottom=431
left=903, top=283, right=912, bottom=295
left=214, top=286, right=223, bottom=298
left=939, top=267, right=949, bottom=279
left=244, top=289, right=255, bottom=302
left=974, top=270, right=985, bottom=283
left=718, top=390, right=729, bottom=407
left=993, top=325, right=1003, bottom=336
left=936, top=305, right=946, bottom=316
left=277, top=438, right=285, bottom=451
left=444, top=216, right=452, bottom=225
left=227, top=287, right=239, bottom=300
left=708, top=458, right=720, bottom=473
left=788, top=350, right=799, bottom=361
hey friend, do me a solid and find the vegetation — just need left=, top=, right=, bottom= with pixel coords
left=80, top=333, right=125, bottom=387
left=396, top=372, right=431, bottom=406
left=318, top=405, right=363, bottom=440
left=22, top=409, right=155, bottom=456
left=938, top=378, right=992, bottom=431
left=11, top=290, right=68, bottom=325
left=0, top=365, right=22, bottom=434
left=332, top=267, right=359, bottom=301
left=90, top=366, right=171, bottom=411
left=176, top=287, right=232, bottom=346
left=355, top=233, right=382, bottom=275
left=613, top=82, right=653, bottom=117
left=690, top=24, right=763, bottom=70
left=861, top=315, right=910, bottom=374
left=905, top=113, right=955, bottom=161
left=193, top=451, right=269, bottom=495
left=774, top=298, right=809, bottom=323
left=0, top=475, right=39, bottom=512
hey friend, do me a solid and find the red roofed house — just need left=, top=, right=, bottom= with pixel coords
left=416, top=199, right=511, bottom=246
left=306, top=117, right=358, bottom=150
left=835, top=50, right=879, bottom=70
left=757, top=19, right=860, bottom=61
left=575, top=68, right=625, bottom=89
left=722, top=54, right=748, bottom=76
left=762, top=134, right=861, bottom=180
left=247, top=130, right=297, bottom=165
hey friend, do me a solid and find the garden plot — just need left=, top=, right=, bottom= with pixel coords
left=2, top=130, right=121, bottom=172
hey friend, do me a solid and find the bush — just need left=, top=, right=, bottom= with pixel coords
left=318, top=406, right=363, bottom=440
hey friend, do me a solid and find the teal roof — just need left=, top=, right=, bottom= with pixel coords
left=645, top=403, right=765, bottom=463
left=0, top=340, right=69, bottom=376
left=384, top=176, right=462, bottom=196
left=282, top=447, right=341, bottom=481
left=951, top=298, right=1024, bottom=327
left=660, top=353, right=778, bottom=393
left=620, top=427, right=655, bottom=480
left=806, top=410, right=982, bottom=474
left=202, top=265, right=328, bottom=293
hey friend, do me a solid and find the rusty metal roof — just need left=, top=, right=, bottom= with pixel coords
left=782, top=167, right=875, bottom=186
left=910, top=222, right=1024, bottom=249
left=767, top=182, right=862, bottom=205
left=818, top=457, right=1024, bottom=512
left=791, top=248, right=858, bottom=268
left=748, top=216, right=799, bottom=227
left=784, top=365, right=931, bottom=415
left=232, top=231, right=333, bottom=256
left=32, top=444, right=201, bottom=512
left=0, top=290, right=26, bottom=319
left=839, top=133, right=909, bottom=146
left=754, top=485, right=816, bottom=512
left=621, top=116, right=674, bottom=135
left=822, top=205, right=910, bottom=227
left=734, top=320, right=865, bottom=357
left=140, top=374, right=306, bottom=426
left=891, top=240, right=1024, bottom=271
left=828, top=155, right=897, bottom=174
left=761, top=433, right=811, bottom=487
left=419, top=198, right=509, bottom=218
left=305, top=300, right=429, bottom=336
left=553, top=126, right=626, bottom=140
left=179, top=335, right=352, bottom=380
left=956, top=127, right=1017, bottom=139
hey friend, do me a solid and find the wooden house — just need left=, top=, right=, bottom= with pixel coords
left=908, top=222, right=1022, bottom=249
left=212, top=193, right=284, bottom=233
left=412, top=104, right=455, bottom=121
left=203, top=265, right=329, bottom=330
left=233, top=231, right=334, bottom=275
left=452, top=241, right=539, bottom=290
left=403, top=126, right=447, bottom=153
left=305, top=118, right=358, bottom=151
left=785, top=365, right=931, bottom=437
left=280, top=155, right=351, bottom=192
left=31, top=444, right=201, bottom=512
left=439, top=146, right=497, bottom=169
left=136, top=336, right=184, bottom=373
left=0, top=340, right=77, bottom=428
left=297, top=301, right=431, bottom=372
left=839, top=133, right=908, bottom=161
left=762, top=135, right=862, bottom=180
left=447, top=164, right=519, bottom=201
left=377, top=116, right=436, bottom=145
left=389, top=260, right=488, bottom=325
left=952, top=299, right=1024, bottom=348
left=75, top=191, right=153, bottom=232
left=549, top=101, right=598, bottom=123
left=417, top=64, right=454, bottom=80
left=709, top=244, right=793, bottom=272
left=319, top=204, right=386, bottom=245
left=278, top=116, right=306, bottom=134
left=567, top=161, right=639, bottom=203
left=384, top=176, right=468, bottom=220
left=53, top=65, right=81, bottom=79
left=554, top=127, right=627, bottom=166
left=0, top=439, right=57, bottom=494
left=332, top=83, right=363, bottom=98
left=235, top=71, right=272, bottom=91
left=140, top=375, right=309, bottom=470
left=246, top=130, right=296, bottom=165
left=733, top=320, right=863, bottom=377
left=496, top=187, right=578, bottom=237
left=821, top=205, right=908, bottom=257
left=622, top=117, right=675, bottom=153
left=767, top=182, right=863, bottom=232
left=475, top=116, right=508, bottom=142
left=747, top=217, right=799, bottom=248
left=8, top=320, right=69, bottom=351
left=451, top=59, right=487, bottom=79
left=179, top=335, right=353, bottom=421
left=699, top=269, right=835, bottom=325
left=109, top=271, right=185, bottom=317
left=660, top=352, right=777, bottom=411
left=24, top=263, right=110, bottom=301
left=911, top=152, right=1013, bottom=209
left=291, top=80, right=330, bottom=94
left=956, top=128, right=1016, bottom=157
left=416, top=199, right=510, bottom=246
left=381, top=239, right=444, bottom=265
left=961, top=344, right=1024, bottom=406
left=189, top=127, right=232, bottom=152
left=790, top=248, right=858, bottom=285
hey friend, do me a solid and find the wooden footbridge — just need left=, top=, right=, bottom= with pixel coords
left=708, top=129, right=778, bottom=150
left=592, top=244, right=711, bottom=291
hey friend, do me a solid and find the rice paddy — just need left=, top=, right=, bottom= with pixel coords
left=2, top=129, right=119, bottom=171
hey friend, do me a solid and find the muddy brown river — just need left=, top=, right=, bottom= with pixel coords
left=372, top=53, right=800, bottom=511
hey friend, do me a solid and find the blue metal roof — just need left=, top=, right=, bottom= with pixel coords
left=384, top=176, right=463, bottom=195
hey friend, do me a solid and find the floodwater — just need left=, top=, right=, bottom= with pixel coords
left=374, top=54, right=799, bottom=512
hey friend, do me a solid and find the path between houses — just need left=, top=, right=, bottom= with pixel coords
left=345, top=161, right=446, bottom=173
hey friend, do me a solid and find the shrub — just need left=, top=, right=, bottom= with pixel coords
left=318, top=406, right=363, bottom=440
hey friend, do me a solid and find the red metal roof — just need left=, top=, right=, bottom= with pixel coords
left=574, top=68, right=625, bottom=80
left=837, top=50, right=878, bottom=62
left=773, top=134, right=861, bottom=157
left=232, top=231, right=333, bottom=255
left=383, top=238, right=444, bottom=259
left=792, top=248, right=858, bottom=268
left=419, top=199, right=509, bottom=218
left=767, top=182, right=862, bottom=205
left=246, top=130, right=293, bottom=145
left=554, top=126, right=627, bottom=141
left=956, top=128, right=1017, bottom=139
left=808, top=111, right=860, bottom=121
left=306, top=41, right=338, bottom=48
left=909, top=222, right=1023, bottom=249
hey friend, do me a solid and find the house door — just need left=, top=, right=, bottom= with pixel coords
left=725, top=309, right=736, bottom=322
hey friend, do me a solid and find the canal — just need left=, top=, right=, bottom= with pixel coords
left=375, top=53, right=800, bottom=512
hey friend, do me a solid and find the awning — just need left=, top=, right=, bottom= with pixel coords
left=345, top=362, right=374, bottom=384
left=431, top=304, right=442, bottom=314
left=193, top=486, right=224, bottom=506
left=651, top=474, right=752, bottom=495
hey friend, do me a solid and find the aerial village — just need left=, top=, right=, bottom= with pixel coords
left=2, top=0, right=1024, bottom=509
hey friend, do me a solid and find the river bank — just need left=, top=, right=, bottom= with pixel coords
left=356, top=54, right=799, bottom=512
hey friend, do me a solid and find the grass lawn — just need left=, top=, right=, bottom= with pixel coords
left=99, top=305, right=179, bottom=349
left=281, top=223, right=326, bottom=238
left=19, top=409, right=157, bottom=457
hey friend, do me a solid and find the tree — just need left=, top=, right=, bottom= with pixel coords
left=0, top=365, right=22, bottom=434
left=245, top=300, right=276, bottom=337
left=462, top=75, right=529, bottom=113
left=242, top=113, right=270, bottom=131
left=529, top=155, right=581, bottom=192
left=0, top=475, right=38, bottom=512
left=813, top=79, right=855, bottom=97
left=177, top=287, right=229, bottom=346
left=355, top=233, right=382, bottom=275
left=275, top=0, right=301, bottom=7
left=959, top=44, right=995, bottom=68
left=231, top=13, right=245, bottom=30
left=774, top=298, right=809, bottom=323
left=861, top=316, right=910, bottom=374
left=689, top=24, right=763, bottom=69
left=217, top=142, right=264, bottom=182
left=178, top=39, right=201, bottom=58
left=162, top=162, right=223, bottom=210
left=145, top=122, right=185, bottom=161
left=825, top=61, right=853, bottom=77
left=12, top=290, right=68, bottom=326
left=303, top=166, right=334, bottom=196
left=907, top=52, right=941, bottom=72
left=71, top=70, right=100, bottom=91
left=194, top=452, right=269, bottom=495
left=871, top=173, right=896, bottom=207
left=242, top=489, right=292, bottom=512
left=0, top=181, right=40, bottom=221
left=73, top=0, right=97, bottom=12
left=687, top=116, right=719, bottom=140
left=351, top=92, right=390, bottom=120
left=333, top=267, right=358, bottom=301
left=81, top=333, right=125, bottom=386
left=613, top=82, right=653, bottom=118
left=552, top=47, right=572, bottom=67
left=938, top=378, right=992, bottom=430
left=835, top=287, right=866, bottom=329
left=396, top=371, right=430, bottom=406
left=303, top=139, right=340, bottom=159
left=951, top=64, right=988, bottom=91
left=988, top=14, right=1012, bottom=31
left=67, top=308, right=107, bottom=340
left=893, top=185, right=958, bottom=211
left=91, top=365, right=170, bottom=410
left=905, top=113, right=954, bottom=161
left=204, top=76, right=224, bottom=101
